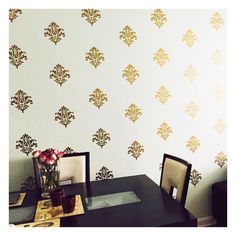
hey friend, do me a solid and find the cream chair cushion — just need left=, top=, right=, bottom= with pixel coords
left=59, top=155, right=86, bottom=184
left=161, top=158, right=188, bottom=203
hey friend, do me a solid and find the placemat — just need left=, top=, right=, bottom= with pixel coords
left=9, top=193, right=26, bottom=208
left=9, top=206, right=36, bottom=224
left=34, top=195, right=84, bottom=222
left=16, top=218, right=60, bottom=227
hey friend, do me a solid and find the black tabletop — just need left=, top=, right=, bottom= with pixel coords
left=11, top=174, right=197, bottom=227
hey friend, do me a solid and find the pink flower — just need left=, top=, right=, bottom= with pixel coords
left=57, top=151, right=64, bottom=157
left=51, top=153, right=57, bottom=160
left=45, top=158, right=55, bottom=165
left=32, top=150, right=41, bottom=158
left=39, top=153, right=46, bottom=162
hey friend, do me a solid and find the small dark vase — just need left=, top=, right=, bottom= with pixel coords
left=49, top=188, right=65, bottom=207
left=62, top=195, right=76, bottom=213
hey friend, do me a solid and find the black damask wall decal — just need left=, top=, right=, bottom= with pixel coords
left=16, top=133, right=37, bottom=156
left=9, top=45, right=27, bottom=68
left=96, top=166, right=114, bottom=180
left=9, top=9, right=22, bottom=22
left=21, top=176, right=36, bottom=191
left=11, top=90, right=33, bottom=113
left=190, top=169, right=202, bottom=186
left=64, top=147, right=75, bottom=155
left=55, top=106, right=75, bottom=127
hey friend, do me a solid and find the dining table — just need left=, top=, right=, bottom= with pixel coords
left=9, top=174, right=197, bottom=227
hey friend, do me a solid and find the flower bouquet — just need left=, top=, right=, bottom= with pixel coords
left=32, top=148, right=64, bottom=198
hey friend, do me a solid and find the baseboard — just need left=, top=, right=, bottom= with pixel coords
left=197, top=216, right=217, bottom=227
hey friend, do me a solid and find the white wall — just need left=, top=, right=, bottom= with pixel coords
left=9, top=9, right=227, bottom=218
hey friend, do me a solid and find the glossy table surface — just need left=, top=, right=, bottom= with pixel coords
left=11, top=174, right=197, bottom=227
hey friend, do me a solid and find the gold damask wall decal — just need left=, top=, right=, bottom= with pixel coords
left=85, top=47, right=105, bottom=68
left=185, top=101, right=199, bottom=118
left=182, top=29, right=197, bottom=47
left=186, top=136, right=200, bottom=153
left=89, top=88, right=108, bottom=109
left=151, top=9, right=167, bottom=29
left=122, top=64, right=139, bottom=84
left=153, top=48, right=169, bottom=68
left=190, top=169, right=202, bottom=187
left=16, top=133, right=38, bottom=156
left=210, top=12, right=224, bottom=31
left=211, top=49, right=223, bottom=65
left=184, top=65, right=198, bottom=82
left=157, top=122, right=172, bottom=141
left=55, top=106, right=75, bottom=128
left=44, top=22, right=65, bottom=45
left=96, top=166, right=114, bottom=180
left=215, top=152, right=227, bottom=168
left=49, top=64, right=70, bottom=86
left=155, top=86, right=171, bottom=104
left=9, top=45, right=27, bottom=69
left=119, top=25, right=137, bottom=47
left=214, top=119, right=226, bottom=134
left=92, top=128, right=111, bottom=148
left=9, top=9, right=22, bottom=22
left=125, top=103, right=142, bottom=123
left=11, top=90, right=33, bottom=113
left=81, top=9, right=101, bottom=26
left=213, top=85, right=224, bottom=101
left=128, top=141, right=144, bottom=160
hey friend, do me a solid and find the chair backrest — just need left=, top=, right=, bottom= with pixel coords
left=33, top=152, right=90, bottom=192
left=59, top=152, right=90, bottom=185
left=160, top=153, right=192, bottom=206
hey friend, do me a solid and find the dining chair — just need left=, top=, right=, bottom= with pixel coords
left=160, top=153, right=192, bottom=207
left=59, top=152, right=90, bottom=185
left=33, top=152, right=90, bottom=192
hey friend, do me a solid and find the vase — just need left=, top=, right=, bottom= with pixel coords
left=38, top=161, right=60, bottom=198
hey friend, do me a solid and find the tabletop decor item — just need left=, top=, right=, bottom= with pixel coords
left=49, top=188, right=65, bottom=207
left=9, top=192, right=26, bottom=208
left=32, top=148, right=64, bottom=198
left=34, top=195, right=84, bottom=222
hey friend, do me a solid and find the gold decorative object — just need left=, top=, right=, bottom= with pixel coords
left=16, top=133, right=37, bottom=156
left=151, top=9, right=167, bottom=28
left=155, top=86, right=171, bottom=104
left=9, top=45, right=27, bottom=68
left=49, top=64, right=70, bottom=86
left=213, top=85, right=224, bottom=101
left=185, top=101, right=199, bottom=118
left=128, top=141, right=144, bottom=160
left=92, top=128, right=111, bottom=148
left=64, top=147, right=75, bottom=155
left=214, top=119, right=226, bottom=134
left=211, top=49, right=223, bottom=65
left=85, top=47, right=105, bottom=68
left=119, top=25, right=137, bottom=47
left=89, top=88, right=108, bottom=109
left=182, top=29, right=197, bottom=47
left=11, top=90, right=33, bottom=113
left=16, top=219, right=60, bottom=227
left=81, top=9, right=101, bottom=26
left=153, top=48, right=169, bottom=68
left=184, top=65, right=198, bottom=82
left=9, top=9, right=22, bottom=22
left=44, top=22, right=65, bottom=45
left=215, top=152, right=227, bottom=168
left=96, top=166, right=114, bottom=180
left=122, top=64, right=139, bottom=84
left=186, top=136, right=200, bottom=153
left=125, top=103, right=142, bottom=123
left=157, top=122, right=172, bottom=141
left=210, top=12, right=224, bottom=31
left=190, top=169, right=202, bottom=187
left=55, top=106, right=75, bottom=128
left=34, top=195, right=84, bottom=222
